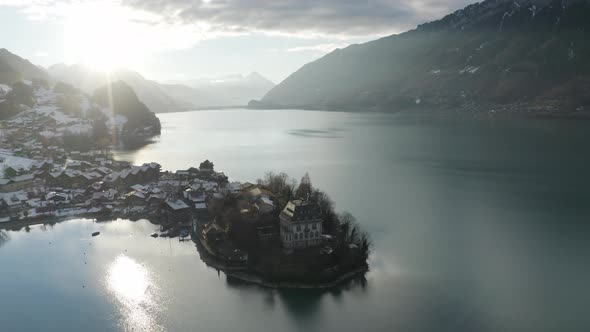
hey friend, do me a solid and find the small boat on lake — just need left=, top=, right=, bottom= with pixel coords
left=150, top=232, right=158, bottom=238
left=91, top=231, right=100, bottom=237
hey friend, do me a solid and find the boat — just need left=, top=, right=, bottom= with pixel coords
left=150, top=232, right=158, bottom=238
left=91, top=231, right=100, bottom=237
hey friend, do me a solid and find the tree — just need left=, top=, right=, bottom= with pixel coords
left=0, top=100, right=20, bottom=120
left=7, top=82, right=34, bottom=107
left=92, top=118, right=110, bottom=141
left=53, top=81, right=78, bottom=95
left=199, top=159, right=214, bottom=170
left=93, top=81, right=161, bottom=135
left=258, top=171, right=296, bottom=209
left=4, top=167, right=17, bottom=178
left=311, top=189, right=337, bottom=233
left=295, top=172, right=313, bottom=200
left=358, top=231, right=373, bottom=261
left=338, top=211, right=373, bottom=260
left=57, top=94, right=83, bottom=116
left=32, top=78, right=50, bottom=90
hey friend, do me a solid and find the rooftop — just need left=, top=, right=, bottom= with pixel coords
left=280, top=199, right=321, bottom=223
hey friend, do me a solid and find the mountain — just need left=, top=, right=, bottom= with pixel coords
left=0, top=58, right=19, bottom=84
left=49, top=64, right=275, bottom=112
left=158, top=83, right=224, bottom=109
left=48, top=64, right=191, bottom=113
left=254, top=0, right=590, bottom=113
left=93, top=81, right=161, bottom=135
left=0, top=48, right=49, bottom=84
left=166, top=72, right=275, bottom=107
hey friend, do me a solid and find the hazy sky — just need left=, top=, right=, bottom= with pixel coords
left=0, top=0, right=475, bottom=83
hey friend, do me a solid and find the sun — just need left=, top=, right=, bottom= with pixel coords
left=63, top=3, right=142, bottom=71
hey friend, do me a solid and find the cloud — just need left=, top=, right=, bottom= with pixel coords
left=122, top=0, right=478, bottom=38
left=1, top=0, right=478, bottom=42
left=284, top=43, right=348, bottom=53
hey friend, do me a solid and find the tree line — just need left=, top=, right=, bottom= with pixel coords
left=257, top=171, right=372, bottom=261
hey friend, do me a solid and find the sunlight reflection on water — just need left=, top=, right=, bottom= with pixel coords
left=106, top=255, right=164, bottom=331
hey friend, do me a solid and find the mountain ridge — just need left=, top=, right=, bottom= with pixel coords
left=254, top=0, right=590, bottom=114
left=49, top=64, right=275, bottom=111
left=0, top=48, right=49, bottom=84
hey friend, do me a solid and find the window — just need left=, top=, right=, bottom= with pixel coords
left=312, top=223, right=317, bottom=230
left=296, top=225, right=301, bottom=231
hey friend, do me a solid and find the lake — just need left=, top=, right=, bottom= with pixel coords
left=2, top=109, right=590, bottom=331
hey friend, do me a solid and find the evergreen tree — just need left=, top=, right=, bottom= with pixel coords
left=295, top=172, right=313, bottom=200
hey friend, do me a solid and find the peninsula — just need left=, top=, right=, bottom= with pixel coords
left=0, top=79, right=371, bottom=288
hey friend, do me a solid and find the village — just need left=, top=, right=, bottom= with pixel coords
left=0, top=80, right=370, bottom=287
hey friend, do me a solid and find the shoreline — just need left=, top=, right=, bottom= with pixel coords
left=3, top=216, right=369, bottom=290
left=246, top=102, right=590, bottom=119
left=224, top=267, right=368, bottom=290
left=193, top=231, right=368, bottom=289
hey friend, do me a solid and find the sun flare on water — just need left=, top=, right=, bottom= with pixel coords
left=106, top=255, right=162, bottom=331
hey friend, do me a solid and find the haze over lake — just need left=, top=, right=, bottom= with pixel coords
left=2, top=109, right=590, bottom=331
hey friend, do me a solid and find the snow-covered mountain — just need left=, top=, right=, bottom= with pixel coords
left=1, top=77, right=160, bottom=144
left=164, top=72, right=275, bottom=108
left=48, top=64, right=190, bottom=113
left=48, top=64, right=275, bottom=111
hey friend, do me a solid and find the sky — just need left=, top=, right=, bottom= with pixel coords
left=0, top=0, right=476, bottom=83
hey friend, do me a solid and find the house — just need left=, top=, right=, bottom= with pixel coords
left=146, top=193, right=165, bottom=208
left=194, top=202, right=209, bottom=220
left=226, top=182, right=242, bottom=194
left=165, top=199, right=189, bottom=212
left=279, top=200, right=323, bottom=251
left=183, top=188, right=206, bottom=203
left=45, top=191, right=69, bottom=202
left=162, top=199, right=191, bottom=222
left=0, top=192, right=29, bottom=214
left=198, top=166, right=214, bottom=178
left=92, top=189, right=118, bottom=203
left=123, top=190, right=146, bottom=205
left=0, top=174, right=34, bottom=192
left=245, top=186, right=275, bottom=215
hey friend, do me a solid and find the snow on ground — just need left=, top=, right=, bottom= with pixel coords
left=62, top=123, right=93, bottom=135
left=0, top=84, right=11, bottom=97
left=35, top=88, right=58, bottom=105
left=106, top=113, right=127, bottom=132
left=0, top=152, right=37, bottom=177
left=39, top=130, right=58, bottom=139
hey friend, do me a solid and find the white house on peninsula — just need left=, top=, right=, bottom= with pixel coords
left=279, top=199, right=323, bottom=251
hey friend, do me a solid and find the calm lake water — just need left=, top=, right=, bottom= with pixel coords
left=2, top=109, right=590, bottom=331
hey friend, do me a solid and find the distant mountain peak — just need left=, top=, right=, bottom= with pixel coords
left=245, top=72, right=274, bottom=85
